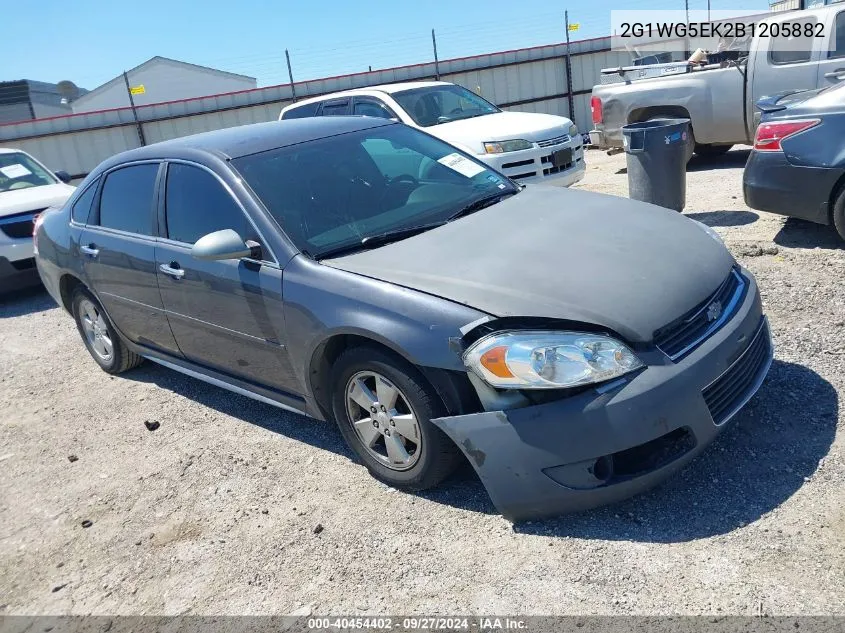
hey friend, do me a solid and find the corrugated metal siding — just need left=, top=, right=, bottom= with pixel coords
left=6, top=126, right=139, bottom=175
left=770, top=0, right=801, bottom=10
left=0, top=36, right=622, bottom=175
left=0, top=103, right=32, bottom=124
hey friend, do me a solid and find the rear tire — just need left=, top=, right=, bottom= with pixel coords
left=330, top=345, right=461, bottom=491
left=831, top=186, right=845, bottom=242
left=72, top=287, right=143, bottom=374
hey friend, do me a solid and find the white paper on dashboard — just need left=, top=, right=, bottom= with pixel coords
left=437, top=153, right=486, bottom=178
left=0, top=164, right=33, bottom=179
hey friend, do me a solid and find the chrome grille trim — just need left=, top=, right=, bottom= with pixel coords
left=655, top=268, right=747, bottom=361
left=537, top=134, right=571, bottom=148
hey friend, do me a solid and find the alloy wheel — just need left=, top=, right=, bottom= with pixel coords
left=345, top=370, right=422, bottom=471
left=78, top=298, right=114, bottom=363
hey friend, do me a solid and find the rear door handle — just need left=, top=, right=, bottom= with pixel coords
left=80, top=244, right=99, bottom=258
left=824, top=68, right=845, bottom=79
left=159, top=263, right=185, bottom=279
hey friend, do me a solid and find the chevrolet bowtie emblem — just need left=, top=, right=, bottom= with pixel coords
left=706, top=300, right=723, bottom=322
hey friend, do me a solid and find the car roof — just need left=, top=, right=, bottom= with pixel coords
left=0, top=148, right=28, bottom=155
left=281, top=81, right=451, bottom=111
left=355, top=81, right=448, bottom=94
left=99, top=117, right=397, bottom=169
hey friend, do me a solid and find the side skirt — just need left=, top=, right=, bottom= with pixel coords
left=128, top=343, right=309, bottom=416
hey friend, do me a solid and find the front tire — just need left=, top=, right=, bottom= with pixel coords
left=72, top=288, right=143, bottom=374
left=330, top=346, right=461, bottom=491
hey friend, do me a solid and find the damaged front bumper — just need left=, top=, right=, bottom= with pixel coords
left=433, top=273, right=772, bottom=521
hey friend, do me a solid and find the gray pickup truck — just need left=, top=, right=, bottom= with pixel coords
left=590, top=4, right=845, bottom=156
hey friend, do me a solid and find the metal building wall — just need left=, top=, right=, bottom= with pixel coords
left=0, top=36, right=630, bottom=178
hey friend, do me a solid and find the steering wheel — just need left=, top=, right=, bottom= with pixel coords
left=8, top=181, right=35, bottom=190
left=387, top=174, right=418, bottom=187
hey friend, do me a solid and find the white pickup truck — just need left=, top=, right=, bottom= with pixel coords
left=590, top=4, right=845, bottom=156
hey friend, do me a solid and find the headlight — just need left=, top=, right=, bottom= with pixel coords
left=483, top=139, right=533, bottom=154
left=569, top=124, right=578, bottom=138
left=463, top=330, right=644, bottom=389
left=692, top=219, right=725, bottom=246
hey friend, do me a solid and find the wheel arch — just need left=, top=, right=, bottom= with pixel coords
left=306, top=331, right=479, bottom=422
left=58, top=273, right=86, bottom=314
left=628, top=105, right=692, bottom=125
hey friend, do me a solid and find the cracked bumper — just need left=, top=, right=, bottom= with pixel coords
left=432, top=271, right=772, bottom=521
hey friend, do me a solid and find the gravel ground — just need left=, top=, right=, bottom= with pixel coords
left=1, top=147, right=843, bottom=616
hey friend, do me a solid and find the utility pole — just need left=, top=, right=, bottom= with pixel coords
left=564, top=10, right=575, bottom=122
left=432, top=29, right=441, bottom=80
left=285, top=49, right=297, bottom=102
left=685, top=0, right=691, bottom=59
left=122, top=71, right=146, bottom=147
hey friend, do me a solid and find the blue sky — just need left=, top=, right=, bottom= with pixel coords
left=4, top=0, right=770, bottom=90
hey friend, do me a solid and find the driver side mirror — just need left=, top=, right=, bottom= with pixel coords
left=55, top=170, right=72, bottom=184
left=191, top=229, right=261, bottom=261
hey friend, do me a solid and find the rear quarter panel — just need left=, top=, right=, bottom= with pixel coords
left=779, top=105, right=845, bottom=170
left=35, top=204, right=86, bottom=310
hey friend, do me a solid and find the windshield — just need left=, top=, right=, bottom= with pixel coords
left=392, top=84, right=500, bottom=127
left=232, top=124, right=518, bottom=258
left=0, top=152, right=56, bottom=193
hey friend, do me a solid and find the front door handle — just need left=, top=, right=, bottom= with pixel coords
left=80, top=244, right=99, bottom=258
left=824, top=68, right=845, bottom=79
left=159, top=263, right=185, bottom=279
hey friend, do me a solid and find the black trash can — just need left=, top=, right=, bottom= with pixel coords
left=621, top=118, right=691, bottom=212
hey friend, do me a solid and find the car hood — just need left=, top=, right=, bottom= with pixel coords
left=324, top=186, right=735, bottom=343
left=0, top=183, right=75, bottom=218
left=424, top=111, right=573, bottom=154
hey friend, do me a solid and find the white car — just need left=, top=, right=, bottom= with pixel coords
left=279, top=81, right=585, bottom=187
left=1, top=148, right=75, bottom=291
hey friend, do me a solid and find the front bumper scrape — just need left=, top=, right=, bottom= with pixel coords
left=433, top=403, right=704, bottom=522
left=433, top=302, right=772, bottom=522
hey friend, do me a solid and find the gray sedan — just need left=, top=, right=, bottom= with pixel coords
left=34, top=117, right=772, bottom=520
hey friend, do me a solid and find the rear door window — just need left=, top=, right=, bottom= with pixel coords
left=164, top=163, right=258, bottom=247
left=71, top=178, right=99, bottom=224
left=830, top=11, right=845, bottom=58
left=281, top=102, right=320, bottom=120
left=97, top=164, right=158, bottom=235
left=320, top=99, right=351, bottom=116
left=769, top=17, right=817, bottom=65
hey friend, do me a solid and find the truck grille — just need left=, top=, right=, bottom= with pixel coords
left=0, top=209, right=44, bottom=239
left=702, top=319, right=771, bottom=425
left=537, top=134, right=570, bottom=148
left=654, top=268, right=746, bottom=361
